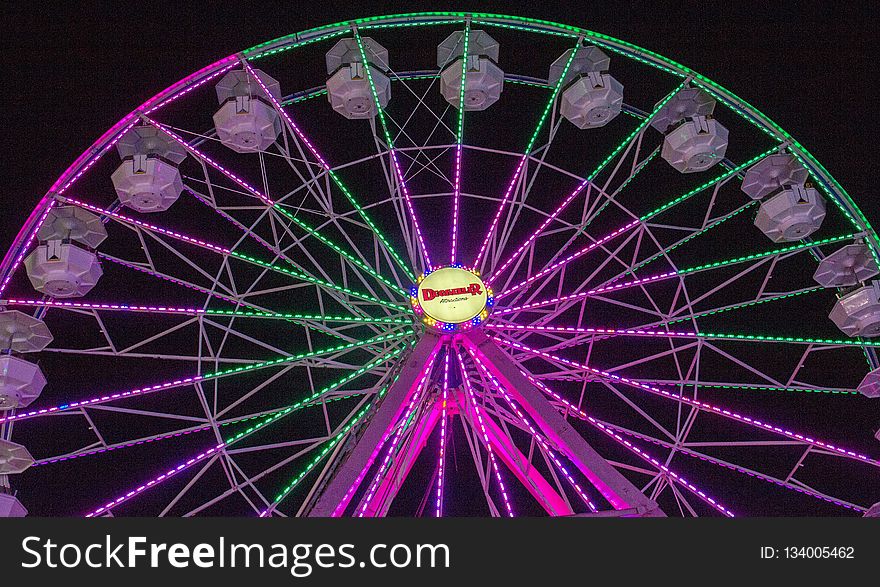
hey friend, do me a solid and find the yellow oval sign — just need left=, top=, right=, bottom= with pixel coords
left=417, top=267, right=488, bottom=324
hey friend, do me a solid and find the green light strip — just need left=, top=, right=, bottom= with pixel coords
left=273, top=207, right=407, bottom=297
left=323, top=171, right=415, bottom=282
left=695, top=331, right=879, bottom=348
left=666, top=287, right=823, bottom=325
left=204, top=330, right=410, bottom=384
left=679, top=234, right=856, bottom=275
left=639, top=148, right=776, bottom=221
left=588, top=80, right=688, bottom=182
left=223, top=348, right=405, bottom=445
left=228, top=250, right=406, bottom=310
left=268, top=371, right=402, bottom=506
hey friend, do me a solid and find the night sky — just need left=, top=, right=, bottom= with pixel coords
left=1, top=2, right=877, bottom=516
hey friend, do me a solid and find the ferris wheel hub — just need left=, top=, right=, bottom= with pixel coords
left=410, top=265, right=493, bottom=333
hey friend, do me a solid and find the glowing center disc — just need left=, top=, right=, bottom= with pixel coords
left=416, top=267, right=488, bottom=326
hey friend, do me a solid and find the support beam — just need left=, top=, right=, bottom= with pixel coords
left=462, top=331, right=664, bottom=516
left=305, top=334, right=443, bottom=516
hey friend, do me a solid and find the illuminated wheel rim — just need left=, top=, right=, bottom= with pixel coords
left=1, top=12, right=878, bottom=517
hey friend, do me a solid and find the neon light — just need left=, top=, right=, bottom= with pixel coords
left=487, top=80, right=688, bottom=282
left=87, top=348, right=407, bottom=517
left=501, top=338, right=879, bottom=466
left=1, top=331, right=411, bottom=425
left=474, top=38, right=581, bottom=268
left=497, top=234, right=856, bottom=315
left=356, top=346, right=440, bottom=516
left=450, top=22, right=469, bottom=265
left=347, top=32, right=433, bottom=272
left=2, top=298, right=409, bottom=324
left=436, top=350, right=451, bottom=517
left=486, top=323, right=880, bottom=348
left=465, top=346, right=597, bottom=512
left=456, top=345, right=514, bottom=516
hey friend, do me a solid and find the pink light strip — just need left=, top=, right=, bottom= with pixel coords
left=63, top=197, right=232, bottom=254
left=456, top=345, right=514, bottom=517
left=496, top=270, right=679, bottom=315
left=465, top=346, right=597, bottom=512
left=2, top=58, right=236, bottom=300
left=436, top=350, right=451, bottom=517
left=4, top=298, right=221, bottom=316
left=356, top=350, right=439, bottom=517
left=240, top=61, right=431, bottom=271
left=35, top=425, right=212, bottom=467
left=521, top=372, right=734, bottom=517
left=498, top=219, right=641, bottom=298
left=500, top=338, right=879, bottom=467
left=0, top=332, right=405, bottom=426
left=334, top=340, right=443, bottom=516
left=487, top=176, right=596, bottom=282
left=96, top=253, right=242, bottom=306
left=86, top=443, right=224, bottom=517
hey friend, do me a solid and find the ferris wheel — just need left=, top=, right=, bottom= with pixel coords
left=1, top=12, right=878, bottom=517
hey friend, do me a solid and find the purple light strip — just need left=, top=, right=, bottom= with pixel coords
left=0, top=202, right=56, bottom=297
left=456, top=345, right=514, bottom=517
left=35, top=425, right=212, bottom=467
left=356, top=350, right=438, bottom=517
left=521, top=372, right=734, bottom=517
left=450, top=144, right=463, bottom=265
left=496, top=270, right=679, bottom=315
left=0, top=332, right=405, bottom=426
left=474, top=154, right=529, bottom=269
left=498, top=219, right=641, bottom=298
left=436, top=349, right=450, bottom=517
left=465, top=346, right=597, bottom=512
left=63, top=197, right=232, bottom=254
left=500, top=338, right=879, bottom=467
left=86, top=443, right=224, bottom=517
left=2, top=58, right=236, bottom=301
left=487, top=177, right=595, bottom=282
left=333, top=340, right=443, bottom=516
left=145, top=118, right=276, bottom=207
left=3, top=298, right=219, bottom=316
left=240, top=61, right=431, bottom=271
left=96, top=253, right=242, bottom=306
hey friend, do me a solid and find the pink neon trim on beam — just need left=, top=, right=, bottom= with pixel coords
left=465, top=346, right=597, bottom=513
left=86, top=443, right=223, bottom=517
left=497, top=219, right=641, bottom=298
left=474, top=154, right=529, bottom=269
left=456, top=345, right=514, bottom=517
left=496, top=270, right=679, bottom=315
left=63, top=197, right=232, bottom=254
left=356, top=349, right=440, bottom=517
left=450, top=144, right=463, bottom=265
left=96, top=253, right=242, bottom=306
left=500, top=338, right=879, bottom=466
left=520, top=372, right=733, bottom=516
left=241, top=60, right=431, bottom=271
left=35, top=425, right=213, bottom=467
